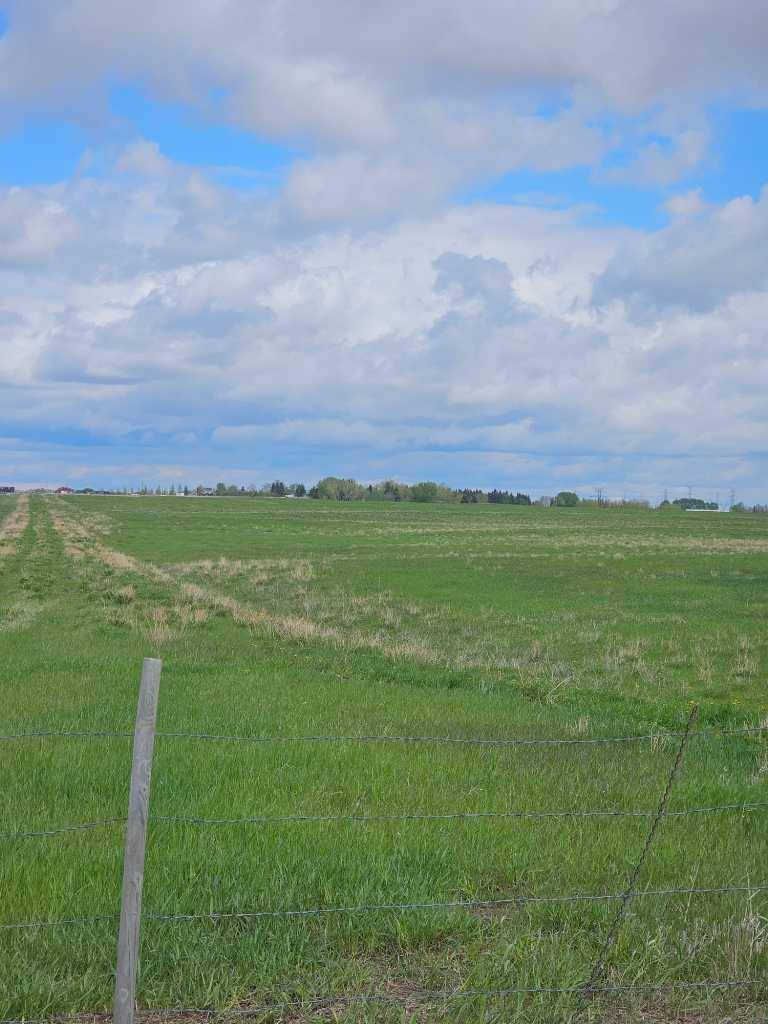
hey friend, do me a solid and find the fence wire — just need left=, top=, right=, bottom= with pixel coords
left=575, top=703, right=696, bottom=1014
left=151, top=799, right=768, bottom=829
left=0, top=731, right=132, bottom=742
left=3, top=882, right=767, bottom=932
left=4, top=799, right=767, bottom=842
left=3, top=710, right=766, bottom=1020
left=1, top=978, right=766, bottom=1024
left=1, top=724, right=765, bottom=745
left=0, top=818, right=126, bottom=840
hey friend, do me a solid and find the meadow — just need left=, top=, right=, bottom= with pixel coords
left=0, top=492, right=767, bottom=1022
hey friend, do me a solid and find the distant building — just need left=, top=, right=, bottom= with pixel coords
left=538, top=495, right=553, bottom=507
left=56, top=486, right=75, bottom=494
left=0, top=485, right=14, bottom=494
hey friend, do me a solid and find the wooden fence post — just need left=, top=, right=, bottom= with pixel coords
left=113, top=658, right=162, bottom=1024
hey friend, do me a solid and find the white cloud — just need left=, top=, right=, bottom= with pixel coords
left=0, top=143, right=766, bottom=499
left=0, top=188, right=76, bottom=266
left=663, top=189, right=707, bottom=221
left=2, top=0, right=767, bottom=214
left=593, top=185, right=768, bottom=315
left=3, top=1, right=767, bottom=132
left=605, top=127, right=712, bottom=187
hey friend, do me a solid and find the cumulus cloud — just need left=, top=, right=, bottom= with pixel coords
left=0, top=140, right=766, bottom=498
left=663, top=189, right=707, bottom=221
left=2, top=0, right=767, bottom=211
left=2, top=1, right=767, bottom=132
left=593, top=185, right=768, bottom=316
left=0, top=188, right=76, bottom=265
left=605, top=127, right=712, bottom=188
left=1, top=2, right=768, bottom=498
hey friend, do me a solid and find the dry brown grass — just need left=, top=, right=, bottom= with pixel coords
left=145, top=606, right=174, bottom=645
left=49, top=511, right=659, bottom=678
left=48, top=497, right=173, bottom=584
left=0, top=493, right=30, bottom=558
left=173, top=556, right=316, bottom=584
left=0, top=597, right=41, bottom=632
left=43, top=498, right=768, bottom=695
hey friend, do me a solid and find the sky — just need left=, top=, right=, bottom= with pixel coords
left=0, top=1, right=767, bottom=502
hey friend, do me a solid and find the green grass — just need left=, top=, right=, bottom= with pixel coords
left=0, top=494, right=766, bottom=1022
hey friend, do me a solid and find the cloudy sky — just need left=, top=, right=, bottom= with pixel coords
left=1, top=1, right=767, bottom=500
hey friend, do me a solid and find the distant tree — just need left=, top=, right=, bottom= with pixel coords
left=215, top=482, right=227, bottom=495
left=294, top=483, right=306, bottom=497
left=308, top=486, right=320, bottom=499
left=382, top=480, right=402, bottom=501
left=486, top=489, right=531, bottom=504
left=411, top=481, right=439, bottom=502
left=315, top=476, right=364, bottom=501
left=270, top=480, right=287, bottom=497
left=554, top=491, right=579, bottom=507
left=460, top=489, right=481, bottom=503
left=730, top=502, right=746, bottom=512
left=672, top=497, right=718, bottom=510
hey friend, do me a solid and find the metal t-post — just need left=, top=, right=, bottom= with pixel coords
left=113, top=658, right=162, bottom=1024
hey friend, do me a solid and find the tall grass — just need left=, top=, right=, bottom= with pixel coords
left=0, top=496, right=766, bottom=1021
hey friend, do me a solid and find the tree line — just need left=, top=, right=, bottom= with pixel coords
left=129, top=480, right=592, bottom=506
left=67, top=482, right=765, bottom=511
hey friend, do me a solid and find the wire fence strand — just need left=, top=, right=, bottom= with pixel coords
left=152, top=799, right=768, bottom=829
left=1, top=977, right=766, bottom=1024
left=3, top=708, right=766, bottom=1018
left=5, top=799, right=766, bottom=842
left=574, top=704, right=697, bottom=1014
left=154, top=724, right=768, bottom=746
left=0, top=818, right=126, bottom=840
left=0, top=731, right=133, bottom=741
left=4, top=882, right=766, bottom=932
left=1, top=724, right=764, bottom=745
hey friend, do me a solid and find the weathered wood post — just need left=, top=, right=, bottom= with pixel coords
left=113, top=658, right=162, bottom=1024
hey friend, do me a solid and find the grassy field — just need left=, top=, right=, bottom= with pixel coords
left=1, top=493, right=767, bottom=1022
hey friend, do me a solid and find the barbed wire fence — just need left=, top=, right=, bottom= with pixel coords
left=2, top=658, right=767, bottom=1024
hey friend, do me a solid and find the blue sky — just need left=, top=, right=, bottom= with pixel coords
left=1, top=1, right=767, bottom=500
left=4, top=83, right=768, bottom=225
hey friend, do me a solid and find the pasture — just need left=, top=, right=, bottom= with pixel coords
left=0, top=493, right=766, bottom=1022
